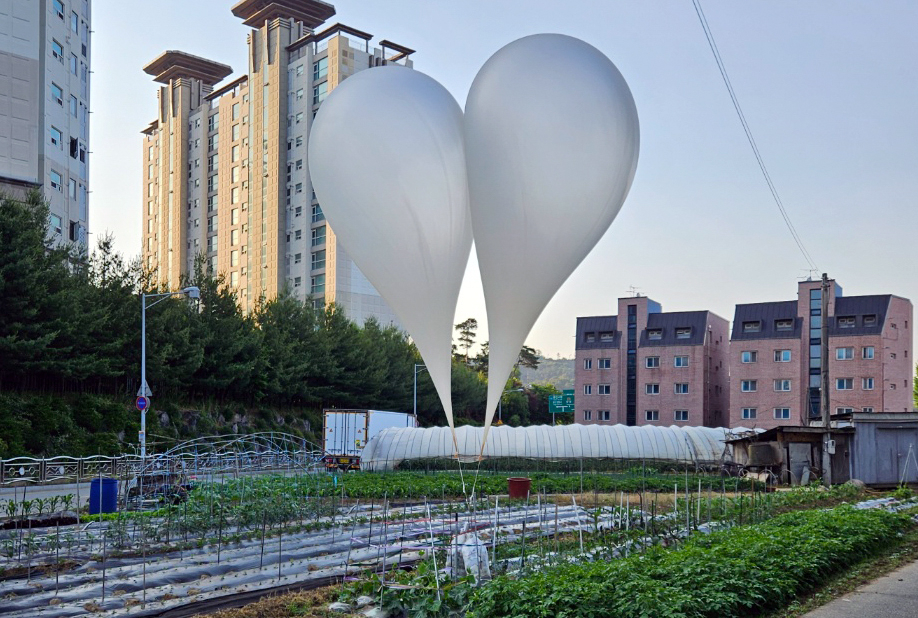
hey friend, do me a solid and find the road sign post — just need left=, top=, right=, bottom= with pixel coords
left=136, top=396, right=149, bottom=455
left=548, top=389, right=576, bottom=425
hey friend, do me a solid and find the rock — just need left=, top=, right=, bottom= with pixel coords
left=363, top=608, right=389, bottom=618
left=328, top=602, right=354, bottom=613
left=356, top=595, right=375, bottom=608
left=848, top=479, right=866, bottom=489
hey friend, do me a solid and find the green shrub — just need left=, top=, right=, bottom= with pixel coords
left=469, top=506, right=911, bottom=618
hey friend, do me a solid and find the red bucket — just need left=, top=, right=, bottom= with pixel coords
left=507, top=477, right=532, bottom=500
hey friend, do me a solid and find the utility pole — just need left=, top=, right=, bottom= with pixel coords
left=820, top=273, right=833, bottom=486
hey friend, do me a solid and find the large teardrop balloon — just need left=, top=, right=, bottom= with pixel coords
left=309, top=66, right=472, bottom=431
left=464, top=34, right=640, bottom=447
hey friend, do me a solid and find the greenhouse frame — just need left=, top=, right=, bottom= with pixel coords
left=361, top=424, right=743, bottom=470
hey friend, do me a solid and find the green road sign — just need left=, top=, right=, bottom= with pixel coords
left=549, top=389, right=575, bottom=415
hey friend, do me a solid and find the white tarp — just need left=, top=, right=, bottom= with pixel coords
left=361, top=424, right=737, bottom=470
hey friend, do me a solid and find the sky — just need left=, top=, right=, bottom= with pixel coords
left=89, top=0, right=918, bottom=360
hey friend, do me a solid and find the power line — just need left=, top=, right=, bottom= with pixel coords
left=691, top=0, right=819, bottom=272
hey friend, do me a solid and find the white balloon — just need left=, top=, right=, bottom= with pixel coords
left=464, top=34, right=640, bottom=447
left=308, top=66, right=472, bottom=432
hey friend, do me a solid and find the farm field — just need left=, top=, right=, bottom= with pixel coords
left=0, top=471, right=912, bottom=617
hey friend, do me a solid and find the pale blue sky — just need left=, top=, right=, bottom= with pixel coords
left=90, top=1, right=918, bottom=359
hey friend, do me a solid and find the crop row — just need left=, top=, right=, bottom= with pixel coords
left=469, top=505, right=911, bottom=618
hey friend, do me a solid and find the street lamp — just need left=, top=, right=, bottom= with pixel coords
left=498, top=388, right=525, bottom=424
left=413, top=363, right=428, bottom=421
left=138, top=286, right=200, bottom=459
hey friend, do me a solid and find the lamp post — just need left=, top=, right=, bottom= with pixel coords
left=413, top=363, right=427, bottom=422
left=498, top=387, right=525, bottom=424
left=139, top=286, right=200, bottom=459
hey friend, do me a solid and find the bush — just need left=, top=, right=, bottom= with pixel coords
left=470, top=506, right=911, bottom=618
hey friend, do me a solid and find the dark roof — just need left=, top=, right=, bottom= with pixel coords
left=731, top=301, right=801, bottom=340
left=829, top=295, right=890, bottom=336
left=640, top=311, right=710, bottom=347
left=576, top=316, right=620, bottom=350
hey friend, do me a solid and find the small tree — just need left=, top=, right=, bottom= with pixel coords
left=454, top=318, right=478, bottom=364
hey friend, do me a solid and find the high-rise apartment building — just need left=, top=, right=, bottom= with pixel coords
left=141, top=0, right=412, bottom=324
left=575, top=296, right=730, bottom=428
left=729, top=279, right=913, bottom=429
left=0, top=0, right=91, bottom=246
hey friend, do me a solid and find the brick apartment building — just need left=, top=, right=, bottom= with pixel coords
left=730, top=278, right=913, bottom=430
left=575, top=296, right=730, bottom=428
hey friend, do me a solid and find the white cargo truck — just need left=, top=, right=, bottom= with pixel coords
left=323, top=409, right=417, bottom=471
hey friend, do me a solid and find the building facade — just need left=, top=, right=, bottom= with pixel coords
left=575, top=296, right=730, bottom=428
left=0, top=0, right=91, bottom=246
left=141, top=0, right=410, bottom=324
left=729, top=279, right=913, bottom=430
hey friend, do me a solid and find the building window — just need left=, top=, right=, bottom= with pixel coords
left=598, top=384, right=611, bottom=395
left=311, top=274, right=325, bottom=295
left=51, top=83, right=63, bottom=105
left=645, top=383, right=660, bottom=395
left=836, top=407, right=854, bottom=414
left=863, top=346, right=875, bottom=359
left=775, top=319, right=793, bottom=331
left=311, top=249, right=326, bottom=270
left=53, top=0, right=64, bottom=19
left=50, top=126, right=62, bottom=147
left=774, top=349, right=791, bottom=362
left=232, top=124, right=240, bottom=141
left=599, top=410, right=611, bottom=421
left=598, top=358, right=611, bottom=369
left=774, top=379, right=791, bottom=392
left=71, top=53, right=77, bottom=74
left=838, top=316, right=856, bottom=328
left=583, top=359, right=592, bottom=370
left=230, top=250, right=239, bottom=267
left=231, top=229, right=239, bottom=245
left=293, top=276, right=302, bottom=288
left=674, top=410, right=688, bottom=422
left=741, top=380, right=757, bottom=392
left=70, top=10, right=78, bottom=32
left=313, top=81, right=328, bottom=105
left=312, top=204, right=324, bottom=222
left=675, top=327, right=691, bottom=339
left=836, top=378, right=853, bottom=391
left=645, top=356, right=660, bottom=368
left=70, top=95, right=77, bottom=117
left=311, top=225, right=326, bottom=246
left=774, top=408, right=790, bottom=420
left=49, top=213, right=62, bottom=235
left=862, top=377, right=874, bottom=390
left=645, top=410, right=659, bottom=422
left=583, top=410, right=592, bottom=421
left=295, top=136, right=303, bottom=148
left=674, top=356, right=689, bottom=367
left=49, top=170, right=62, bottom=191
left=68, top=178, right=77, bottom=199
left=742, top=321, right=761, bottom=333
left=741, top=351, right=757, bottom=363
left=599, top=331, right=614, bottom=342
left=583, top=384, right=592, bottom=395
left=836, top=347, right=854, bottom=360
left=51, top=40, right=64, bottom=61
left=647, top=329, right=662, bottom=340
left=294, top=229, right=302, bottom=241
left=313, top=57, right=328, bottom=81
left=863, top=407, right=874, bottom=413
left=863, top=315, right=877, bottom=326
left=742, top=408, right=757, bottom=420
left=674, top=383, right=689, bottom=394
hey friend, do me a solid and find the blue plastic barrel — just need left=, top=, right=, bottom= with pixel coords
left=89, top=478, right=118, bottom=514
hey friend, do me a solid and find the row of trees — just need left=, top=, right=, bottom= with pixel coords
left=0, top=192, right=561, bottom=454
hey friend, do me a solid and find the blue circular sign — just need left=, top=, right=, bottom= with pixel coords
left=136, top=396, right=149, bottom=411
